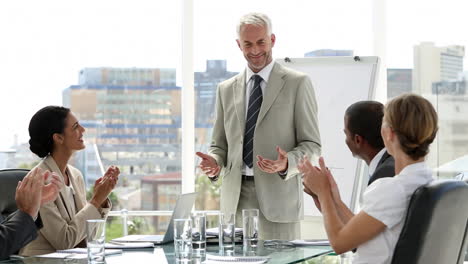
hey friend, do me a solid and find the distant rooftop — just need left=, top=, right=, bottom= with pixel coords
left=142, top=172, right=181, bottom=182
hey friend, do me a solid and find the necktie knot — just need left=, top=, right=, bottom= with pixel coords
left=252, top=74, right=263, bottom=87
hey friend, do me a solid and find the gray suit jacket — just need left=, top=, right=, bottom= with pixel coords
left=209, top=62, right=321, bottom=223
left=0, top=210, right=40, bottom=260
left=369, top=151, right=395, bottom=185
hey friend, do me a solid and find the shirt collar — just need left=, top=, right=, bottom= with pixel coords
left=368, top=148, right=387, bottom=176
left=245, top=60, right=275, bottom=85
left=396, top=161, right=431, bottom=178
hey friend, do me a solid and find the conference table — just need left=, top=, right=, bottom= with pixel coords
left=1, top=241, right=334, bottom=264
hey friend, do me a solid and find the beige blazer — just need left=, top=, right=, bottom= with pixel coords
left=20, top=156, right=109, bottom=256
left=209, top=62, right=321, bottom=223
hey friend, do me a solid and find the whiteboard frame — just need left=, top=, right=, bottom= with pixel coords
left=278, top=56, right=380, bottom=213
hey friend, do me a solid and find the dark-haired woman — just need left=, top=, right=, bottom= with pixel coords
left=300, top=94, right=438, bottom=264
left=20, top=106, right=119, bottom=256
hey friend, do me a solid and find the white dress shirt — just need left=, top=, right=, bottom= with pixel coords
left=242, top=61, right=275, bottom=177
left=353, top=161, right=434, bottom=264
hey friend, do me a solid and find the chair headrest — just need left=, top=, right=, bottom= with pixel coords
left=0, top=169, right=30, bottom=218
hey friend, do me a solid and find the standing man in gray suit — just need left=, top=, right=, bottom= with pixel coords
left=196, top=12, right=321, bottom=240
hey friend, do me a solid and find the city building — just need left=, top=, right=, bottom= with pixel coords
left=62, top=62, right=237, bottom=213
left=432, top=94, right=468, bottom=177
left=413, top=42, right=465, bottom=95
left=305, top=49, right=354, bottom=57
left=194, top=60, right=237, bottom=154
left=141, top=172, right=181, bottom=233
left=63, top=67, right=182, bottom=211
left=387, top=69, right=412, bottom=98
left=432, top=79, right=466, bottom=95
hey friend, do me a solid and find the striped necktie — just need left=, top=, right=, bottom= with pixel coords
left=243, top=74, right=263, bottom=168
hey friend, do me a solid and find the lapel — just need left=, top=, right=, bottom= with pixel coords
left=43, top=156, right=83, bottom=217
left=256, top=62, right=286, bottom=125
left=67, top=168, right=85, bottom=211
left=377, top=151, right=391, bottom=167
left=233, top=70, right=247, bottom=131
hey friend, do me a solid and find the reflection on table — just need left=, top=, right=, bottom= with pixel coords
left=0, top=241, right=333, bottom=264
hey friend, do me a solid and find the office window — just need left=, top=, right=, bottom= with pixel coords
left=193, top=0, right=373, bottom=215
left=0, top=0, right=182, bottom=237
left=386, top=0, right=468, bottom=178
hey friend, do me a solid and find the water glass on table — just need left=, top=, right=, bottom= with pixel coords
left=191, top=212, right=207, bottom=253
left=87, top=219, right=106, bottom=264
left=242, top=209, right=259, bottom=251
left=174, top=218, right=193, bottom=260
left=218, top=212, right=236, bottom=253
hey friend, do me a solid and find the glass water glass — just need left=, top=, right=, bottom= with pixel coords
left=242, top=209, right=259, bottom=251
left=174, top=218, right=193, bottom=260
left=218, top=212, right=236, bottom=252
left=87, top=219, right=106, bottom=264
left=191, top=212, right=207, bottom=253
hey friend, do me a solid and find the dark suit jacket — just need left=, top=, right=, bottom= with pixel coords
left=368, top=151, right=395, bottom=185
left=0, top=210, right=42, bottom=260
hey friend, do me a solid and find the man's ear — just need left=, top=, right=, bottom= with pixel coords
left=236, top=39, right=242, bottom=51
left=354, top=134, right=363, bottom=145
left=52, top=133, right=64, bottom=145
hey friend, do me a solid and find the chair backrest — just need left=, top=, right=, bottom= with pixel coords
left=0, top=169, right=29, bottom=222
left=391, top=179, right=468, bottom=264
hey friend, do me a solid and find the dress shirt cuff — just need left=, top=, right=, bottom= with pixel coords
left=34, top=213, right=43, bottom=229
left=208, top=174, right=219, bottom=182
left=278, top=169, right=288, bottom=179
left=98, top=199, right=112, bottom=218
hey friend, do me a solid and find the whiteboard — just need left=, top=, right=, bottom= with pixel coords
left=277, top=56, right=379, bottom=216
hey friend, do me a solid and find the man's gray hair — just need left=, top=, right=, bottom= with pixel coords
left=237, top=12, right=273, bottom=37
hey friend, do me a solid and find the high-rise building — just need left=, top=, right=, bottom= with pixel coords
left=413, top=42, right=465, bottom=95
left=305, top=49, right=354, bottom=57
left=62, top=62, right=237, bottom=212
left=433, top=93, right=468, bottom=176
left=387, top=69, right=412, bottom=98
left=63, top=67, right=181, bottom=211
left=194, top=60, right=238, bottom=153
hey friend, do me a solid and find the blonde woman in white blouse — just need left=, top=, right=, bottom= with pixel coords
left=300, top=93, right=438, bottom=264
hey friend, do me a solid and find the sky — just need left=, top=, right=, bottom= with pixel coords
left=0, top=0, right=467, bottom=150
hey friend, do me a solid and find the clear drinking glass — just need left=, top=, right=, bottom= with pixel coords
left=174, top=218, right=193, bottom=260
left=87, top=219, right=106, bottom=264
left=242, top=209, right=259, bottom=251
left=191, top=212, right=207, bottom=253
left=218, top=212, right=236, bottom=252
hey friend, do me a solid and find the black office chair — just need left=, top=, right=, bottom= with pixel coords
left=0, top=169, right=29, bottom=222
left=391, top=179, right=468, bottom=264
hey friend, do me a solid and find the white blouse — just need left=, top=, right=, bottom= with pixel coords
left=353, top=162, right=434, bottom=264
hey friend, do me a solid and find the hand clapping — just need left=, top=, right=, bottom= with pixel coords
left=298, top=156, right=342, bottom=208
left=16, top=167, right=63, bottom=219
left=90, top=166, right=120, bottom=208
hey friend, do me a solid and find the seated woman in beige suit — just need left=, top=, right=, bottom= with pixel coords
left=20, top=106, right=120, bottom=256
